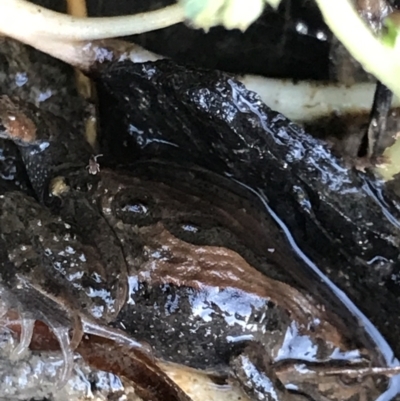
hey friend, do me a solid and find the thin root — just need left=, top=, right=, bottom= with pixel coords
left=0, top=0, right=185, bottom=42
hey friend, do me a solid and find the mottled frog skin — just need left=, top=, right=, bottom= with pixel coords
left=0, top=96, right=389, bottom=401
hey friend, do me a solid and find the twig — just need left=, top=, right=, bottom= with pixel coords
left=323, top=365, right=400, bottom=378
left=66, top=0, right=93, bottom=100
left=364, top=81, right=393, bottom=159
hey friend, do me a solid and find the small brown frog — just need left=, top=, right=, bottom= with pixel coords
left=0, top=189, right=147, bottom=385
left=88, top=166, right=392, bottom=401
left=0, top=168, right=390, bottom=401
left=0, top=95, right=394, bottom=401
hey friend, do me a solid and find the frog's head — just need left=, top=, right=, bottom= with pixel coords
left=276, top=362, right=389, bottom=401
left=0, top=95, right=92, bottom=201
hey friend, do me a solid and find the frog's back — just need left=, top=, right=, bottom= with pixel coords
left=96, top=168, right=370, bottom=373
left=115, top=279, right=288, bottom=372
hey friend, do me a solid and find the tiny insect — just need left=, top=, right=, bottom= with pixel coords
left=87, top=154, right=103, bottom=175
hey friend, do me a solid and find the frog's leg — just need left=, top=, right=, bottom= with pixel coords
left=0, top=283, right=83, bottom=389
left=0, top=95, right=92, bottom=201
left=18, top=320, right=78, bottom=388
left=3, top=308, right=76, bottom=387
left=24, top=310, right=81, bottom=388
left=81, top=317, right=153, bottom=355
left=43, top=310, right=85, bottom=388
left=51, top=326, right=75, bottom=387
left=229, top=342, right=296, bottom=401
left=10, top=314, right=35, bottom=358
left=0, top=305, right=82, bottom=389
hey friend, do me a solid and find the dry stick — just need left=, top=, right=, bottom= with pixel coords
left=65, top=0, right=99, bottom=150
left=275, top=362, right=400, bottom=382
left=365, top=81, right=393, bottom=159
left=66, top=0, right=93, bottom=100
left=0, top=0, right=171, bottom=70
left=322, top=365, right=400, bottom=379
left=66, top=0, right=87, bottom=17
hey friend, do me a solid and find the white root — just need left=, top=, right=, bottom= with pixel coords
left=0, top=0, right=399, bottom=116
left=0, top=1, right=180, bottom=69
left=2, top=0, right=399, bottom=102
left=1, top=0, right=398, bottom=125
left=0, top=37, right=161, bottom=73
left=0, top=0, right=185, bottom=42
left=239, top=75, right=400, bottom=179
left=1, top=0, right=400, bottom=177
left=238, top=75, right=400, bottom=122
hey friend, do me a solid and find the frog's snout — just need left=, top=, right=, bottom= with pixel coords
left=0, top=95, right=38, bottom=144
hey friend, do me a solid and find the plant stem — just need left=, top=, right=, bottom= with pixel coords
left=0, top=0, right=185, bottom=42
left=314, top=0, right=400, bottom=100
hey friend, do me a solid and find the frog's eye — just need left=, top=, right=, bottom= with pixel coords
left=112, top=192, right=161, bottom=226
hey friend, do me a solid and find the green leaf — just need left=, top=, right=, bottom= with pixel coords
left=382, top=18, right=399, bottom=48
left=179, top=0, right=271, bottom=31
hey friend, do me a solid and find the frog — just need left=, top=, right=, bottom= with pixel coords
left=0, top=96, right=154, bottom=384
left=78, top=164, right=391, bottom=401
left=0, top=95, right=393, bottom=401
